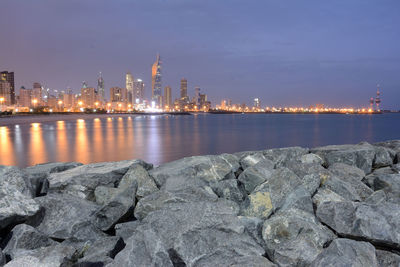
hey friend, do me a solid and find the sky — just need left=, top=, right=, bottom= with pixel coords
left=1, top=0, right=399, bottom=109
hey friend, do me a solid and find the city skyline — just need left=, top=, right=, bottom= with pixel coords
left=1, top=1, right=400, bottom=108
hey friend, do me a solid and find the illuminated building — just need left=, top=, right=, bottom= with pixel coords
left=0, top=71, right=15, bottom=104
left=32, top=82, right=43, bottom=106
left=254, top=98, right=260, bottom=108
left=110, top=87, right=128, bottom=103
left=375, top=85, right=381, bottom=111
left=0, top=80, right=12, bottom=105
left=164, top=86, right=172, bottom=109
left=151, top=54, right=162, bottom=107
left=134, top=79, right=145, bottom=103
left=81, top=87, right=97, bottom=108
left=63, top=89, right=75, bottom=109
left=180, top=78, right=188, bottom=99
left=19, top=86, right=32, bottom=107
left=126, top=72, right=134, bottom=104
left=97, top=72, right=105, bottom=101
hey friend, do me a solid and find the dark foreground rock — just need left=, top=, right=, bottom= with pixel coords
left=1, top=140, right=400, bottom=266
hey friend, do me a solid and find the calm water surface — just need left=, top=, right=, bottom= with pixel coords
left=1, top=113, right=399, bottom=167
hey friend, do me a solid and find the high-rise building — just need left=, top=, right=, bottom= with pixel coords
left=81, top=87, right=97, bottom=108
left=19, top=86, right=32, bottom=107
left=194, top=87, right=200, bottom=105
left=0, top=71, right=15, bottom=104
left=0, top=80, right=11, bottom=105
left=110, top=87, right=128, bottom=103
left=63, top=89, right=75, bottom=109
left=97, top=72, right=105, bottom=101
left=151, top=54, right=162, bottom=107
left=164, top=86, right=172, bottom=109
left=126, top=72, right=134, bottom=104
left=254, top=98, right=260, bottom=109
left=180, top=78, right=188, bottom=99
left=32, top=82, right=42, bottom=106
left=134, top=79, right=145, bottom=104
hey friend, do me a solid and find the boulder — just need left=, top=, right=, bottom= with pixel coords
left=3, top=224, right=55, bottom=260
left=92, top=181, right=137, bottom=231
left=328, top=163, right=365, bottom=181
left=311, top=143, right=375, bottom=174
left=263, top=146, right=309, bottom=167
left=238, top=159, right=275, bottom=194
left=119, top=163, right=158, bottom=199
left=34, top=193, right=104, bottom=241
left=321, top=175, right=362, bottom=201
left=300, top=153, right=323, bottom=165
left=310, top=238, right=378, bottom=267
left=312, top=187, right=346, bottom=208
left=134, top=187, right=218, bottom=220
left=364, top=172, right=400, bottom=192
left=115, top=221, right=141, bottom=241
left=0, top=168, right=40, bottom=231
left=284, top=161, right=328, bottom=195
left=47, top=160, right=141, bottom=201
left=150, top=154, right=240, bottom=189
left=76, top=236, right=125, bottom=265
left=3, top=243, right=78, bottom=267
left=239, top=152, right=267, bottom=169
left=238, top=216, right=265, bottom=248
left=212, top=179, right=244, bottom=203
left=316, top=201, right=400, bottom=249
left=375, top=140, right=400, bottom=153
left=373, top=146, right=395, bottom=168
left=375, top=249, right=400, bottom=267
left=365, top=190, right=387, bottom=205
left=0, top=249, right=5, bottom=266
left=262, top=209, right=335, bottom=266
left=25, top=162, right=82, bottom=197
left=94, top=186, right=119, bottom=205
left=240, top=168, right=305, bottom=219
left=113, top=200, right=272, bottom=267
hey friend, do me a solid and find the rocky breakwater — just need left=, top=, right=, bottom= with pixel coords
left=1, top=140, right=400, bottom=266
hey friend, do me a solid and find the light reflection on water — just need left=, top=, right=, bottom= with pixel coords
left=0, top=113, right=399, bottom=167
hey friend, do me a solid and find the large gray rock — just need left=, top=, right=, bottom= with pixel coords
left=311, top=143, right=376, bottom=174
left=77, top=236, right=125, bottom=265
left=47, top=160, right=142, bottom=200
left=312, top=188, right=346, bottom=208
left=316, top=201, right=400, bottom=249
left=3, top=224, right=55, bottom=260
left=240, top=167, right=306, bottom=219
left=263, top=146, right=309, bottom=167
left=375, top=140, right=400, bottom=154
left=34, top=193, right=104, bottom=241
left=149, top=154, right=240, bottom=188
left=376, top=249, right=400, bottom=267
left=25, top=162, right=82, bottom=197
left=0, top=167, right=40, bottom=231
left=212, top=179, right=244, bottom=203
left=3, top=243, right=78, bottom=267
left=238, top=216, right=265, bottom=248
left=321, top=175, right=362, bottom=201
left=113, top=200, right=273, bottom=267
left=119, top=163, right=158, bottom=199
left=134, top=187, right=218, bottom=220
left=328, top=163, right=365, bottom=181
left=0, top=249, right=5, bottom=266
left=311, top=238, right=378, bottom=267
left=364, top=172, right=400, bottom=203
left=239, top=152, right=267, bottom=169
left=238, top=159, right=275, bottom=194
left=372, top=146, right=395, bottom=168
left=284, top=161, right=327, bottom=195
left=115, top=221, right=141, bottom=241
left=91, top=181, right=137, bottom=231
left=300, top=153, right=324, bottom=165
left=262, top=209, right=335, bottom=266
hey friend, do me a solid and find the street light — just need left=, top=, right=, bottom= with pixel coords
left=32, top=99, right=38, bottom=109
left=58, top=100, right=63, bottom=111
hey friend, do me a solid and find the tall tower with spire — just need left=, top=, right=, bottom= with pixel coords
left=375, top=84, right=381, bottom=111
left=97, top=72, right=105, bottom=101
left=151, top=54, right=162, bottom=107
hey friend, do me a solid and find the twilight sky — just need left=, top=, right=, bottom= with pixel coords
left=1, top=0, right=399, bottom=109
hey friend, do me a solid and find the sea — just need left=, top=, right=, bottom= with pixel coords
left=0, top=113, right=399, bottom=167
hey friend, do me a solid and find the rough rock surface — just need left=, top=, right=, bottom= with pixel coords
left=1, top=140, right=400, bottom=266
left=311, top=238, right=378, bottom=267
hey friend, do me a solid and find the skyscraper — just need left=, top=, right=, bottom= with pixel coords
left=126, top=72, right=134, bottom=104
left=1, top=71, right=15, bottom=104
left=134, top=79, right=145, bottom=103
left=194, top=87, right=200, bottom=105
left=97, top=72, right=105, bottom=101
left=164, top=86, right=172, bottom=109
left=151, top=54, right=162, bottom=107
left=0, top=81, right=11, bottom=105
left=110, top=87, right=128, bottom=103
left=180, top=78, right=188, bottom=99
left=32, top=82, right=42, bottom=106
left=19, top=86, right=32, bottom=107
left=81, top=87, right=96, bottom=108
